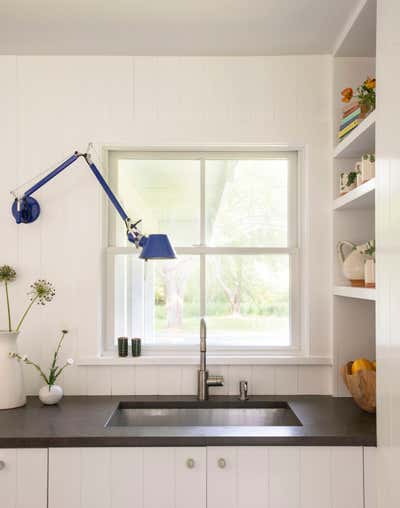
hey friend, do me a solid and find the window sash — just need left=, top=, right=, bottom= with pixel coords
left=104, top=150, right=301, bottom=354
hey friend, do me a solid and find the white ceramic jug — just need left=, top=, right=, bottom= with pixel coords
left=337, top=240, right=365, bottom=286
left=0, top=331, right=26, bottom=409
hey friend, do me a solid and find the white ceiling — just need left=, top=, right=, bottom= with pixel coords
left=0, top=0, right=360, bottom=55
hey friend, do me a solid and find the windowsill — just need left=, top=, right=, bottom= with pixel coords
left=77, top=355, right=333, bottom=366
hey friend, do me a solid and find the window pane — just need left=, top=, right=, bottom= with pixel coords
left=152, top=256, right=200, bottom=344
left=205, top=159, right=289, bottom=247
left=113, top=159, right=200, bottom=247
left=206, top=255, right=290, bottom=347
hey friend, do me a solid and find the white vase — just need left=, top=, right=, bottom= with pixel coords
left=0, top=331, right=26, bottom=410
left=337, top=241, right=366, bottom=286
left=39, top=384, right=63, bottom=405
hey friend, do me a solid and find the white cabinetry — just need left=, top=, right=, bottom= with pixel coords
left=207, top=446, right=364, bottom=508
left=49, top=447, right=206, bottom=508
left=364, top=447, right=377, bottom=508
left=48, top=446, right=370, bottom=508
left=0, top=448, right=47, bottom=508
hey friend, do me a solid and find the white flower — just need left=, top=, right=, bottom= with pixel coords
left=67, top=358, right=74, bottom=365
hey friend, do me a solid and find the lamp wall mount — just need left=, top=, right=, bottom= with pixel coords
left=10, top=148, right=176, bottom=261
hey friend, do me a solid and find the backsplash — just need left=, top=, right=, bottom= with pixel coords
left=25, top=364, right=332, bottom=396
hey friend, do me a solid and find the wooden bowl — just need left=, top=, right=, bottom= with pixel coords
left=340, top=361, right=376, bottom=413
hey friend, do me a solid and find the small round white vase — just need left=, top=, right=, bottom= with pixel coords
left=39, top=385, right=63, bottom=405
left=0, top=331, right=26, bottom=410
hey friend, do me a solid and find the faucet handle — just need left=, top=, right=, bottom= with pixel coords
left=206, top=375, right=224, bottom=387
left=239, top=380, right=249, bottom=400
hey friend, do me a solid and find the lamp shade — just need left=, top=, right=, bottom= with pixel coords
left=139, top=234, right=176, bottom=260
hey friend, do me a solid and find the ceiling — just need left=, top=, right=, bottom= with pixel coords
left=0, top=0, right=360, bottom=55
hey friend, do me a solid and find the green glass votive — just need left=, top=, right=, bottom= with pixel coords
left=118, top=337, right=128, bottom=357
left=131, top=338, right=142, bottom=357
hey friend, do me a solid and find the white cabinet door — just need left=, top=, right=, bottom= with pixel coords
left=0, top=449, right=47, bottom=508
left=364, top=447, right=377, bottom=508
left=143, top=448, right=175, bottom=508
left=49, top=447, right=206, bottom=508
left=331, top=447, right=364, bottom=508
left=206, top=446, right=365, bottom=508
left=269, top=447, right=300, bottom=508
left=207, top=447, right=237, bottom=508
left=175, top=447, right=206, bottom=508
left=207, top=446, right=269, bottom=508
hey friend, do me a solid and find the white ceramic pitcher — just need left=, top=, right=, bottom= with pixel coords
left=337, top=240, right=366, bottom=286
left=0, top=331, right=26, bottom=409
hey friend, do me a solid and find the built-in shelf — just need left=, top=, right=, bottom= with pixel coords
left=333, top=285, right=376, bottom=301
left=333, top=178, right=375, bottom=210
left=333, top=0, right=376, bottom=57
left=334, top=111, right=376, bottom=159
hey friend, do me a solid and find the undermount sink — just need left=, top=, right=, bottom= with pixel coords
left=106, top=401, right=302, bottom=428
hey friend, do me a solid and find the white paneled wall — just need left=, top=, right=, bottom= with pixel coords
left=62, top=364, right=332, bottom=396
left=376, top=1, right=400, bottom=507
left=0, top=55, right=332, bottom=395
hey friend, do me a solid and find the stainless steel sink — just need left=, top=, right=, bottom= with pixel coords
left=106, top=401, right=302, bottom=428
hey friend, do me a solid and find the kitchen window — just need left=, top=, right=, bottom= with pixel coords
left=105, top=150, right=301, bottom=354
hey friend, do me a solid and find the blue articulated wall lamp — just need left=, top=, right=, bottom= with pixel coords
left=10, top=148, right=176, bottom=261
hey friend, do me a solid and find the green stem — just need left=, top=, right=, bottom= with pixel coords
left=16, top=296, right=37, bottom=332
left=5, top=282, right=12, bottom=332
left=51, top=331, right=66, bottom=373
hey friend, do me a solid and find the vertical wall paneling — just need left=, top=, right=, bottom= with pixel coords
left=0, top=55, right=332, bottom=395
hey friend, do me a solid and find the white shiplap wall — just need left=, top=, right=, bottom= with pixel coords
left=0, top=55, right=332, bottom=395
left=376, top=0, right=400, bottom=506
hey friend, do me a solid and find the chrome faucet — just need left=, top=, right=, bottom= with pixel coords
left=197, top=318, right=224, bottom=400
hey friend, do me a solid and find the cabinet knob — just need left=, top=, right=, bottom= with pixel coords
left=186, top=458, right=195, bottom=469
left=217, top=458, right=226, bottom=469
left=0, top=460, right=5, bottom=471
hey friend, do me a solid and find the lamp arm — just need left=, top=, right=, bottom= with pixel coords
left=15, top=150, right=141, bottom=245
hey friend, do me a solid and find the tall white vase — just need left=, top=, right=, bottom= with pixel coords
left=0, top=331, right=26, bottom=409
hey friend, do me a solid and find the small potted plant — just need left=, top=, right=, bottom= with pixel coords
left=341, top=76, right=376, bottom=116
left=10, top=330, right=73, bottom=405
left=0, top=265, right=55, bottom=409
left=362, top=240, right=376, bottom=288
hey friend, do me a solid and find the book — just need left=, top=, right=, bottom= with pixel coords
left=342, top=102, right=360, bottom=117
left=338, top=119, right=360, bottom=139
left=340, top=108, right=361, bottom=128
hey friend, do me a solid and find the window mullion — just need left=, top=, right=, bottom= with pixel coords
left=200, top=159, right=206, bottom=317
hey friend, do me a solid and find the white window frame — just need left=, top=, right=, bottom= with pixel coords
left=102, top=148, right=304, bottom=357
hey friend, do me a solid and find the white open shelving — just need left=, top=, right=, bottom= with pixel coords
left=333, top=285, right=376, bottom=301
left=333, top=178, right=375, bottom=210
left=334, top=110, right=375, bottom=159
left=331, top=0, right=376, bottom=396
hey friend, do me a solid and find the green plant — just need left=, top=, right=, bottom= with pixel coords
left=347, top=171, right=358, bottom=186
left=9, top=330, right=73, bottom=388
left=0, top=265, right=16, bottom=332
left=0, top=265, right=55, bottom=332
left=362, top=240, right=375, bottom=259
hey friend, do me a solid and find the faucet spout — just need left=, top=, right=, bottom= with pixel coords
left=197, top=317, right=224, bottom=400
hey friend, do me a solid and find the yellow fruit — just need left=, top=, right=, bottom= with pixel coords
left=351, top=358, right=374, bottom=374
left=372, top=361, right=376, bottom=371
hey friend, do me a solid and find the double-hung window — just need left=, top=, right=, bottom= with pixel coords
left=106, top=151, right=300, bottom=353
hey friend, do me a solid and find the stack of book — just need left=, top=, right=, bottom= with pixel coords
left=338, top=102, right=362, bottom=140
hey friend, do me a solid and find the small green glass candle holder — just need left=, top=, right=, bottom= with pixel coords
left=118, top=337, right=128, bottom=357
left=131, top=338, right=141, bottom=357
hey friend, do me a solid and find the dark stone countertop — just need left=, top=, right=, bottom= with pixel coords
left=0, top=395, right=376, bottom=448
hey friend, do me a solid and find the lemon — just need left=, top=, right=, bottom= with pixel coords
left=351, top=358, right=374, bottom=374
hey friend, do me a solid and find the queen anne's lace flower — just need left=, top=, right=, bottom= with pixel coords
left=29, top=280, right=56, bottom=305
left=0, top=265, right=16, bottom=283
